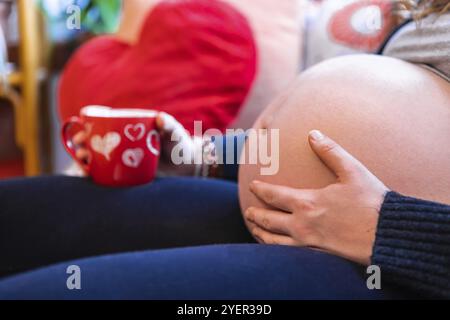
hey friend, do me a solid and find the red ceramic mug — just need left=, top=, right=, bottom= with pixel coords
left=62, top=105, right=160, bottom=187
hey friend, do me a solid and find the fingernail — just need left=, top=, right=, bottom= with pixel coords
left=309, top=130, right=325, bottom=141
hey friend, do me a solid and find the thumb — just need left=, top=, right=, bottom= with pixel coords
left=156, top=112, right=201, bottom=162
left=156, top=112, right=181, bottom=132
left=156, top=112, right=188, bottom=139
left=308, top=130, right=367, bottom=181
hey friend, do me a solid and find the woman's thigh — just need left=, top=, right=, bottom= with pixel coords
left=239, top=55, right=450, bottom=215
left=0, top=176, right=253, bottom=278
left=0, top=244, right=411, bottom=299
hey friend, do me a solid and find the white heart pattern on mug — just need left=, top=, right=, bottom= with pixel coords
left=91, top=132, right=121, bottom=161
left=124, top=123, right=146, bottom=142
left=122, top=148, right=144, bottom=168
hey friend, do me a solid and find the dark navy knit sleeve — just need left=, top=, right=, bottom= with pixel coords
left=212, top=133, right=246, bottom=181
left=372, top=191, right=450, bottom=299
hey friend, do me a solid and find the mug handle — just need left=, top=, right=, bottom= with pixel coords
left=147, top=130, right=160, bottom=156
left=61, top=116, right=91, bottom=173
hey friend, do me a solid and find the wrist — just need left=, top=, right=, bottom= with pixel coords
left=194, top=136, right=222, bottom=178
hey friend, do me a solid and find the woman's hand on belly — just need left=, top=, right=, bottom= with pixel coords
left=244, top=130, right=389, bottom=266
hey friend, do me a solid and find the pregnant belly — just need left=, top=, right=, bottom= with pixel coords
left=238, top=55, right=450, bottom=231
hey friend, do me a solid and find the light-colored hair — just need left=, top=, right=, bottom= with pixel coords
left=399, top=0, right=450, bottom=19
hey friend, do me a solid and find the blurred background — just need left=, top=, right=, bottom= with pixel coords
left=0, top=0, right=303, bottom=179
left=0, top=0, right=395, bottom=179
left=0, top=0, right=126, bottom=179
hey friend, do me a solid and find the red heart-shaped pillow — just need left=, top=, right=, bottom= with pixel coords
left=58, top=0, right=257, bottom=134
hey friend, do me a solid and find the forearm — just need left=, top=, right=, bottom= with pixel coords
left=372, top=192, right=450, bottom=299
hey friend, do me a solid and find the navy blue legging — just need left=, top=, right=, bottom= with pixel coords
left=0, top=176, right=410, bottom=299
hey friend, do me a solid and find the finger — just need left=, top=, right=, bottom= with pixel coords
left=251, top=226, right=295, bottom=246
left=157, top=112, right=185, bottom=134
left=75, top=148, right=91, bottom=162
left=73, top=131, right=87, bottom=145
left=308, top=130, right=368, bottom=181
left=155, top=114, right=165, bottom=133
left=249, top=180, right=312, bottom=212
left=157, top=112, right=194, bottom=146
left=245, top=207, right=291, bottom=235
